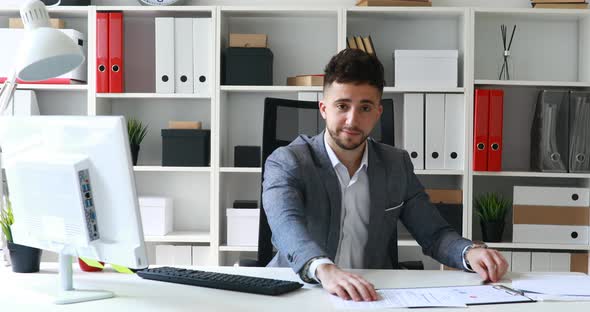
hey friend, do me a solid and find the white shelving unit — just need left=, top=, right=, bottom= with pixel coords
left=2, top=1, right=588, bottom=271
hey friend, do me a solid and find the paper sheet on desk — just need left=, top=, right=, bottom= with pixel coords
left=513, top=275, right=590, bottom=297
left=330, top=288, right=467, bottom=309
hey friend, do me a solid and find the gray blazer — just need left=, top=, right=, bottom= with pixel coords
left=262, top=132, right=472, bottom=274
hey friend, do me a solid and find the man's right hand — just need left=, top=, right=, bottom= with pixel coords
left=315, top=263, right=378, bottom=301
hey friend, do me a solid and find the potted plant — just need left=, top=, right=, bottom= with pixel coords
left=0, top=198, right=42, bottom=273
left=474, top=192, right=510, bottom=242
left=127, top=118, right=148, bottom=166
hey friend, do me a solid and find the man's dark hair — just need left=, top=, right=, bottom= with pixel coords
left=323, top=48, right=385, bottom=94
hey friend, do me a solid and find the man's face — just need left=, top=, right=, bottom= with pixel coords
left=320, top=81, right=383, bottom=151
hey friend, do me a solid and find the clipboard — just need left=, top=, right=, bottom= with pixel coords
left=448, top=285, right=536, bottom=306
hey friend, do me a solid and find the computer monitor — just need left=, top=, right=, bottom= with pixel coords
left=0, top=116, right=148, bottom=304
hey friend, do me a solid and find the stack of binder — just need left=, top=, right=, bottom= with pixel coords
left=402, top=93, right=464, bottom=170
left=96, top=12, right=124, bottom=93
left=155, top=17, right=211, bottom=95
left=473, top=89, right=504, bottom=171
left=530, top=90, right=590, bottom=173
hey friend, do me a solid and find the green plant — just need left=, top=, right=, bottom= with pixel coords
left=474, top=192, right=510, bottom=223
left=0, top=199, right=14, bottom=243
left=127, top=118, right=148, bottom=146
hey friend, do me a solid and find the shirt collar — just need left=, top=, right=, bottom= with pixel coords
left=323, top=132, right=369, bottom=170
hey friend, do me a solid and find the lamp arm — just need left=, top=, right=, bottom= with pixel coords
left=0, top=71, right=18, bottom=116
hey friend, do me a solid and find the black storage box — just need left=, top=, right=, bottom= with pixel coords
left=162, top=129, right=210, bottom=167
left=233, top=200, right=258, bottom=209
left=434, top=203, right=463, bottom=234
left=223, top=48, right=273, bottom=85
left=234, top=145, right=261, bottom=167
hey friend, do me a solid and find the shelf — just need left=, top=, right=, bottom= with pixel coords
left=220, top=85, right=323, bottom=93
left=486, top=242, right=590, bottom=251
left=145, top=231, right=211, bottom=243
left=134, top=166, right=211, bottom=173
left=97, top=93, right=211, bottom=99
left=220, top=167, right=262, bottom=173
left=474, top=80, right=590, bottom=88
left=383, top=87, right=465, bottom=93
left=219, top=245, right=258, bottom=252
left=0, top=84, right=88, bottom=91
left=414, top=170, right=464, bottom=176
left=473, top=171, right=590, bottom=179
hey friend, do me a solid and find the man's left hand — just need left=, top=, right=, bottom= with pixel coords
left=465, top=248, right=509, bottom=283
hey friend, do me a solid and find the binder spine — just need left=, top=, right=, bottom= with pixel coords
left=108, top=12, right=124, bottom=93
left=473, top=89, right=489, bottom=171
left=96, top=12, right=109, bottom=93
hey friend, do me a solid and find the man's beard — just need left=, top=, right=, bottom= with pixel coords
left=327, top=127, right=368, bottom=151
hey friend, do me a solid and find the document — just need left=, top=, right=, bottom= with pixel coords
left=513, top=275, right=590, bottom=297
left=329, top=285, right=533, bottom=309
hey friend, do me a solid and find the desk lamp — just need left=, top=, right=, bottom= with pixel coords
left=0, top=0, right=84, bottom=265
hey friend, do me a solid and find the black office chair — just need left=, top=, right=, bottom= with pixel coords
left=239, top=96, right=394, bottom=267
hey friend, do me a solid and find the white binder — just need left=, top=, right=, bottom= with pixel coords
left=297, top=92, right=319, bottom=136
left=498, top=250, right=512, bottom=272
left=174, top=18, right=193, bottom=94
left=403, top=93, right=424, bottom=170
left=512, top=251, right=531, bottom=272
left=550, top=252, right=571, bottom=272
left=513, top=224, right=589, bottom=245
left=444, top=94, right=464, bottom=170
left=1, top=90, right=40, bottom=116
left=425, top=94, right=445, bottom=169
left=531, top=252, right=551, bottom=272
left=193, top=17, right=211, bottom=96
left=513, top=186, right=590, bottom=207
left=155, top=18, right=175, bottom=93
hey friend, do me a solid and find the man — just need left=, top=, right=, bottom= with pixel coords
left=262, top=49, right=508, bottom=302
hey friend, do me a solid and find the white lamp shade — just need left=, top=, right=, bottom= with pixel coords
left=16, top=27, right=85, bottom=82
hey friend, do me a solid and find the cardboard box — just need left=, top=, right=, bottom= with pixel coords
left=168, top=121, right=202, bottom=129
left=425, top=189, right=462, bottom=204
left=356, top=0, right=432, bottom=6
left=393, top=50, right=458, bottom=88
left=226, top=208, right=259, bottom=246
left=138, top=196, right=173, bottom=236
left=9, top=17, right=65, bottom=29
left=286, top=75, right=325, bottom=86
left=229, top=33, right=267, bottom=48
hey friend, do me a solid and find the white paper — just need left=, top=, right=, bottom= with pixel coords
left=330, top=288, right=466, bottom=309
left=524, top=292, right=590, bottom=302
left=513, top=275, right=590, bottom=296
left=329, top=285, right=534, bottom=310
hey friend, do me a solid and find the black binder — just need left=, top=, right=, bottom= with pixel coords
left=530, top=90, right=569, bottom=172
left=569, top=91, right=590, bottom=173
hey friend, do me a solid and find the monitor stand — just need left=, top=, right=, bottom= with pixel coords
left=54, top=253, right=114, bottom=304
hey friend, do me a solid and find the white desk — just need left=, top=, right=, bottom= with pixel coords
left=1, top=263, right=589, bottom=312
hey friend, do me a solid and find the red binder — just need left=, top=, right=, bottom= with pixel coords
left=96, top=12, right=109, bottom=93
left=473, top=89, right=489, bottom=171
left=488, top=89, right=504, bottom=171
left=108, top=12, right=124, bottom=93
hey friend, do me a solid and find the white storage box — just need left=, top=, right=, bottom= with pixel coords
left=393, top=50, right=458, bottom=88
left=0, top=28, right=87, bottom=83
left=139, top=196, right=173, bottom=236
left=155, top=245, right=191, bottom=266
left=226, top=208, right=259, bottom=246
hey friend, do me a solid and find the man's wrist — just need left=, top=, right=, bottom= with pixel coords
left=298, top=256, right=332, bottom=283
left=462, top=242, right=488, bottom=272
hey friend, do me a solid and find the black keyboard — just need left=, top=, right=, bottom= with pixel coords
left=136, top=266, right=304, bottom=296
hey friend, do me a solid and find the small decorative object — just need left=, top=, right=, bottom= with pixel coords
left=475, top=192, right=510, bottom=242
left=498, top=24, right=517, bottom=80
left=1, top=198, right=42, bottom=273
left=137, top=0, right=185, bottom=5
left=127, top=118, right=148, bottom=166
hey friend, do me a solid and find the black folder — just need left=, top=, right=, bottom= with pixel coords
left=530, top=90, right=569, bottom=172
left=569, top=91, right=590, bottom=173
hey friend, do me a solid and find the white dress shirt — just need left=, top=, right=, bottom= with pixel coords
left=306, top=135, right=371, bottom=282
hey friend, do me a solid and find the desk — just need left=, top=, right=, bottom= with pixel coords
left=1, top=263, right=589, bottom=312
